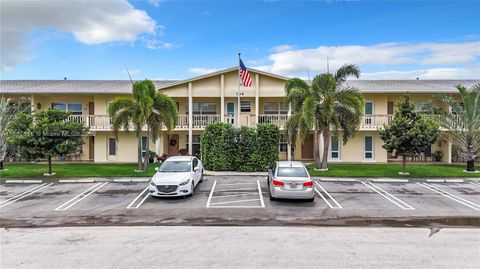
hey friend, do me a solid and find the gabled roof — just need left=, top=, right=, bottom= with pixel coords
left=0, top=80, right=177, bottom=94
left=157, top=67, right=290, bottom=89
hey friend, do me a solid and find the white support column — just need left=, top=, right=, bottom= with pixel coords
left=220, top=74, right=225, bottom=122
left=447, top=137, right=452, bottom=164
left=287, top=102, right=292, bottom=161
left=155, top=135, right=163, bottom=156
left=31, top=94, right=35, bottom=112
left=188, top=82, right=193, bottom=156
left=255, top=73, right=259, bottom=125
left=318, top=132, right=324, bottom=162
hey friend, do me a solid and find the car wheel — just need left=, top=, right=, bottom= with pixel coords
left=269, top=189, right=276, bottom=201
left=199, top=172, right=203, bottom=183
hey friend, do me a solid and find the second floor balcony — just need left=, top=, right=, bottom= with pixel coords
left=67, top=114, right=452, bottom=132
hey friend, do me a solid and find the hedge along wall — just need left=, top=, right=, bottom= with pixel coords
left=201, top=122, right=280, bottom=172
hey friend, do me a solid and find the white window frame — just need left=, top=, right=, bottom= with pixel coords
left=364, top=101, right=374, bottom=127
left=363, top=136, right=374, bottom=161
left=51, top=102, right=83, bottom=115
left=107, top=137, right=117, bottom=160
left=330, top=135, right=341, bottom=161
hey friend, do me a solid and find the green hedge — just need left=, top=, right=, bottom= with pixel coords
left=201, top=122, right=279, bottom=172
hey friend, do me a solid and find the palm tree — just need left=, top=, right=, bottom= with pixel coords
left=435, top=84, right=480, bottom=172
left=108, top=80, right=178, bottom=172
left=285, top=64, right=364, bottom=170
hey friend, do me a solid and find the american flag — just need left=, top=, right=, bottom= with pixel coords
left=239, top=58, right=252, bottom=87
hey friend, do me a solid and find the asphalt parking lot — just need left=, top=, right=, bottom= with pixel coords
left=1, top=176, right=479, bottom=228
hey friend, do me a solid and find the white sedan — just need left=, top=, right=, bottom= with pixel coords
left=149, top=156, right=203, bottom=197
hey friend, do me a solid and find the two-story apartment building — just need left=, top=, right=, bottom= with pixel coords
left=1, top=67, right=478, bottom=164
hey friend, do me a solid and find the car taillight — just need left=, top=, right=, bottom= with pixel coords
left=303, top=181, right=314, bottom=187
left=272, top=180, right=284, bottom=187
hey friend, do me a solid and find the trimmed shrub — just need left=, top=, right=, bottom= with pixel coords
left=200, top=122, right=280, bottom=171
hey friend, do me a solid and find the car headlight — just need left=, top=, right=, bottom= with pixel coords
left=150, top=180, right=156, bottom=186
left=179, top=178, right=190, bottom=186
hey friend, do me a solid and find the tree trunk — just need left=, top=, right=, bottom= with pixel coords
left=48, top=156, right=52, bottom=175
left=143, top=134, right=150, bottom=172
left=402, top=155, right=406, bottom=173
left=314, top=130, right=321, bottom=169
left=137, top=137, right=142, bottom=171
left=320, top=128, right=330, bottom=170
left=467, top=159, right=475, bottom=172
left=0, top=160, right=4, bottom=170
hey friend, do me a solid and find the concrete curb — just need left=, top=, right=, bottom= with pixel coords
left=315, top=178, right=357, bottom=182
left=426, top=179, right=464, bottom=183
left=59, top=179, right=95, bottom=183
left=113, top=178, right=150, bottom=183
left=5, top=179, right=43, bottom=184
left=371, top=179, right=409, bottom=183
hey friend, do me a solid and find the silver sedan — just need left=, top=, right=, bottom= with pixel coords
left=267, top=161, right=315, bottom=202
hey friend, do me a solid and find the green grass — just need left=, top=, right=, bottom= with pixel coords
left=0, top=163, right=158, bottom=178
left=307, top=163, right=480, bottom=178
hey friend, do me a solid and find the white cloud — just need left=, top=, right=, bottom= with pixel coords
left=144, top=39, right=180, bottom=49
left=188, top=67, right=220, bottom=75
left=148, top=0, right=165, bottom=7
left=259, top=42, right=480, bottom=77
left=362, top=65, right=480, bottom=80
left=1, top=0, right=158, bottom=71
left=271, top=44, right=295, bottom=52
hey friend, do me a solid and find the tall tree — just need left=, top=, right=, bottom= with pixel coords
left=380, top=94, right=440, bottom=174
left=108, top=79, right=178, bottom=172
left=0, top=96, right=30, bottom=170
left=285, top=64, right=365, bottom=170
left=8, top=109, right=88, bottom=175
left=435, top=84, right=480, bottom=172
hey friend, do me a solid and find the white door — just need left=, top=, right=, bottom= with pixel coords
left=226, top=102, right=235, bottom=124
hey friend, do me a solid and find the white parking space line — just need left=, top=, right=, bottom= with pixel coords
left=206, top=180, right=217, bottom=208
left=0, top=183, right=53, bottom=209
left=54, top=182, right=109, bottom=211
left=417, top=182, right=480, bottom=211
left=361, top=182, right=415, bottom=210
left=206, top=180, right=264, bottom=208
left=314, top=182, right=342, bottom=209
left=126, top=186, right=150, bottom=209
left=210, top=187, right=258, bottom=192
left=215, top=182, right=258, bottom=186
left=257, top=180, right=265, bottom=208
left=209, top=198, right=261, bottom=206
left=470, top=181, right=480, bottom=187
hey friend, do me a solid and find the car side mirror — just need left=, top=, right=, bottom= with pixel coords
left=193, top=167, right=199, bottom=172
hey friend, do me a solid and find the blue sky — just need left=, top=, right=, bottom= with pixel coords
left=1, top=0, right=479, bottom=80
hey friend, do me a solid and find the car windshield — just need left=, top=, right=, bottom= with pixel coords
left=277, top=167, right=308, bottom=177
left=158, top=160, right=191, bottom=172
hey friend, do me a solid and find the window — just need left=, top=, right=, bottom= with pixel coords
left=141, top=136, right=148, bottom=154
left=51, top=103, right=82, bottom=115
left=186, top=135, right=201, bottom=157
left=364, top=136, right=373, bottom=160
left=415, top=102, right=430, bottom=113
left=331, top=136, right=339, bottom=160
left=108, top=138, right=117, bottom=156
left=277, top=167, right=308, bottom=177
left=279, top=135, right=288, bottom=152
left=158, top=160, right=191, bottom=172
left=185, top=103, right=217, bottom=115
left=264, top=102, right=288, bottom=115
left=240, top=101, right=251, bottom=113
left=365, top=102, right=374, bottom=115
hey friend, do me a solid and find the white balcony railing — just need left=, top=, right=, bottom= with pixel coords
left=66, top=114, right=457, bottom=131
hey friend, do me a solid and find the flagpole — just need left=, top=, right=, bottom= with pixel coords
left=237, top=53, right=241, bottom=128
